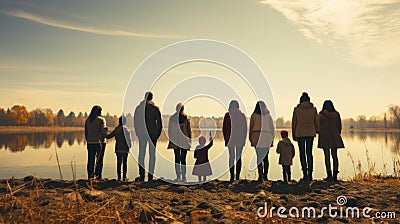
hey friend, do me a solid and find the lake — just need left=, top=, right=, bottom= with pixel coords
left=0, top=129, right=399, bottom=182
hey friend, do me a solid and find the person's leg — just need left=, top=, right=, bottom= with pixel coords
left=331, top=148, right=339, bottom=182
left=198, top=175, right=202, bottom=182
left=202, top=175, right=206, bottom=182
left=263, top=148, right=270, bottom=180
left=148, top=136, right=157, bottom=181
left=323, top=148, right=333, bottom=181
left=174, top=148, right=181, bottom=180
left=282, top=165, right=286, bottom=182
left=297, top=138, right=307, bottom=180
left=228, top=146, right=235, bottom=182
left=287, top=165, right=292, bottom=182
left=137, top=137, right=147, bottom=181
left=95, top=143, right=106, bottom=179
left=181, top=149, right=188, bottom=182
left=87, top=144, right=97, bottom=179
left=255, top=147, right=263, bottom=181
left=116, top=153, right=122, bottom=180
left=236, top=146, right=243, bottom=180
left=123, top=153, right=128, bottom=181
left=305, top=137, right=314, bottom=181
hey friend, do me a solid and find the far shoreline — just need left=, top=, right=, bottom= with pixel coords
left=0, top=126, right=84, bottom=133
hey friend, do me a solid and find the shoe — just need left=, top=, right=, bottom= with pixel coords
left=135, top=176, right=144, bottom=182
left=333, top=170, right=339, bottom=183
left=148, top=174, right=153, bottom=181
left=235, top=173, right=240, bottom=181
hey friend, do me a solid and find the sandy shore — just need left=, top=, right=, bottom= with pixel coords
left=1, top=176, right=399, bottom=223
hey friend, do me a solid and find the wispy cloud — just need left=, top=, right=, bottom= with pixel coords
left=3, top=9, right=184, bottom=39
left=261, top=0, right=400, bottom=67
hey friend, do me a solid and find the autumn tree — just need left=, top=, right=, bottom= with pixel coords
left=10, top=105, right=29, bottom=125
left=55, top=109, right=66, bottom=126
left=388, top=105, right=400, bottom=128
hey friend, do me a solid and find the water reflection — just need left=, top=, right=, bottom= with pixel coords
left=342, top=131, right=400, bottom=155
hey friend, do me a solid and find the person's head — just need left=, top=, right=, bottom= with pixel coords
left=88, top=105, right=102, bottom=122
left=119, top=116, right=126, bottom=125
left=322, top=100, right=336, bottom=113
left=300, top=92, right=310, bottom=103
left=253, top=101, right=268, bottom=115
left=145, top=91, right=153, bottom=101
left=199, top=136, right=206, bottom=145
left=176, top=103, right=184, bottom=113
left=280, top=130, right=289, bottom=138
left=228, top=100, right=239, bottom=111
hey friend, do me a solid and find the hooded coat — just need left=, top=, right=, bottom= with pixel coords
left=318, top=110, right=345, bottom=149
left=249, top=112, right=274, bottom=148
left=134, top=100, right=162, bottom=139
left=276, top=138, right=295, bottom=165
left=292, top=102, right=320, bottom=138
left=167, top=112, right=192, bottom=150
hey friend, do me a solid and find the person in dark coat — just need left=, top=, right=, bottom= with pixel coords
left=134, top=92, right=162, bottom=182
left=318, top=100, right=344, bottom=182
left=276, top=130, right=295, bottom=183
left=84, top=105, right=108, bottom=180
left=222, top=100, right=247, bottom=182
left=192, top=134, right=213, bottom=183
left=168, top=103, right=192, bottom=182
left=292, top=92, right=320, bottom=181
left=106, top=116, right=132, bottom=181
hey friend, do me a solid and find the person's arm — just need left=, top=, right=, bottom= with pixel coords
left=106, top=129, right=115, bottom=139
left=100, top=118, right=108, bottom=140
left=249, top=114, right=254, bottom=140
left=222, top=113, right=230, bottom=142
left=84, top=120, right=88, bottom=141
left=291, top=144, right=295, bottom=158
left=276, top=142, right=281, bottom=154
left=187, top=119, right=192, bottom=139
left=156, top=107, right=162, bottom=138
left=269, top=115, right=275, bottom=147
left=337, top=112, right=342, bottom=134
left=126, top=129, right=132, bottom=149
left=292, top=109, right=297, bottom=140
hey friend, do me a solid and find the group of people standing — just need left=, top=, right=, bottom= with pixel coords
left=84, top=91, right=344, bottom=183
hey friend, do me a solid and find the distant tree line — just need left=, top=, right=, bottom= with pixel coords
left=1, top=104, right=399, bottom=129
left=0, top=105, right=119, bottom=127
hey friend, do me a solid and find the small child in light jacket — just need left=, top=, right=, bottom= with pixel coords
left=276, top=130, right=295, bottom=183
left=106, top=116, right=132, bottom=181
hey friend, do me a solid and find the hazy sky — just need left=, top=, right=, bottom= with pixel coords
left=0, top=0, right=399, bottom=119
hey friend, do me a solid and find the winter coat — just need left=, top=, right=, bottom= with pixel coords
left=134, top=100, right=162, bottom=139
left=167, top=112, right=192, bottom=150
left=192, top=140, right=213, bottom=176
left=85, top=116, right=107, bottom=144
left=222, top=109, right=247, bottom=147
left=276, top=138, right=295, bottom=165
left=318, top=110, right=345, bottom=149
left=249, top=112, right=275, bottom=148
left=292, top=102, right=320, bottom=138
left=107, top=125, right=132, bottom=153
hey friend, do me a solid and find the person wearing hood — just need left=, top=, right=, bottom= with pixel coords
left=168, top=103, right=192, bottom=182
left=292, top=92, right=320, bottom=181
left=318, top=100, right=344, bottom=182
left=249, top=101, right=275, bottom=181
left=222, top=100, right=247, bottom=182
left=134, top=92, right=162, bottom=182
left=276, top=130, right=295, bottom=183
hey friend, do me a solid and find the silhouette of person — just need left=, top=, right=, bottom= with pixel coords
left=318, top=100, right=344, bottom=182
left=192, top=134, right=213, bottom=183
left=276, top=130, right=295, bottom=183
left=292, top=92, right=320, bottom=181
left=249, top=101, right=275, bottom=181
left=167, top=103, right=192, bottom=182
left=222, top=100, right=247, bottom=182
left=134, top=92, right=162, bottom=182
left=84, top=105, right=108, bottom=180
left=106, top=116, right=132, bottom=181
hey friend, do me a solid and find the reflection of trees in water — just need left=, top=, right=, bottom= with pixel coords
left=0, top=131, right=85, bottom=152
left=388, top=132, right=400, bottom=155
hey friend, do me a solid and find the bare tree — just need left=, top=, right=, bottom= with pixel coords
left=388, top=105, right=400, bottom=128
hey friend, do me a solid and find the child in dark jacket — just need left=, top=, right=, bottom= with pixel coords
left=106, top=116, right=132, bottom=181
left=276, top=130, right=295, bottom=183
left=192, top=133, right=213, bottom=183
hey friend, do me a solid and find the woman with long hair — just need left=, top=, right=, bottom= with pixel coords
left=168, top=103, right=192, bottom=182
left=318, top=100, right=344, bottom=182
left=84, top=105, right=108, bottom=180
left=249, top=101, right=275, bottom=181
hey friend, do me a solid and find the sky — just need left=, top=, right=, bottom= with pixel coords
left=0, top=0, right=399, bottom=120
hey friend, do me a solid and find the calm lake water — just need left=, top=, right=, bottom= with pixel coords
left=0, top=130, right=399, bottom=181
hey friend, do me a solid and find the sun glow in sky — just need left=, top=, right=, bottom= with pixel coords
left=0, top=0, right=399, bottom=119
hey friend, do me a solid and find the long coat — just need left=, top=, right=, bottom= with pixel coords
left=292, top=102, right=320, bottom=138
left=249, top=112, right=274, bottom=148
left=167, top=112, right=191, bottom=150
left=134, top=100, right=162, bottom=140
left=318, top=110, right=345, bottom=149
left=276, top=138, right=295, bottom=165
left=222, top=109, right=247, bottom=147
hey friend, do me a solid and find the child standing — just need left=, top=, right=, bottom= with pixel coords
left=106, top=116, right=132, bottom=181
left=276, top=130, right=295, bottom=183
left=192, top=133, right=213, bottom=182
